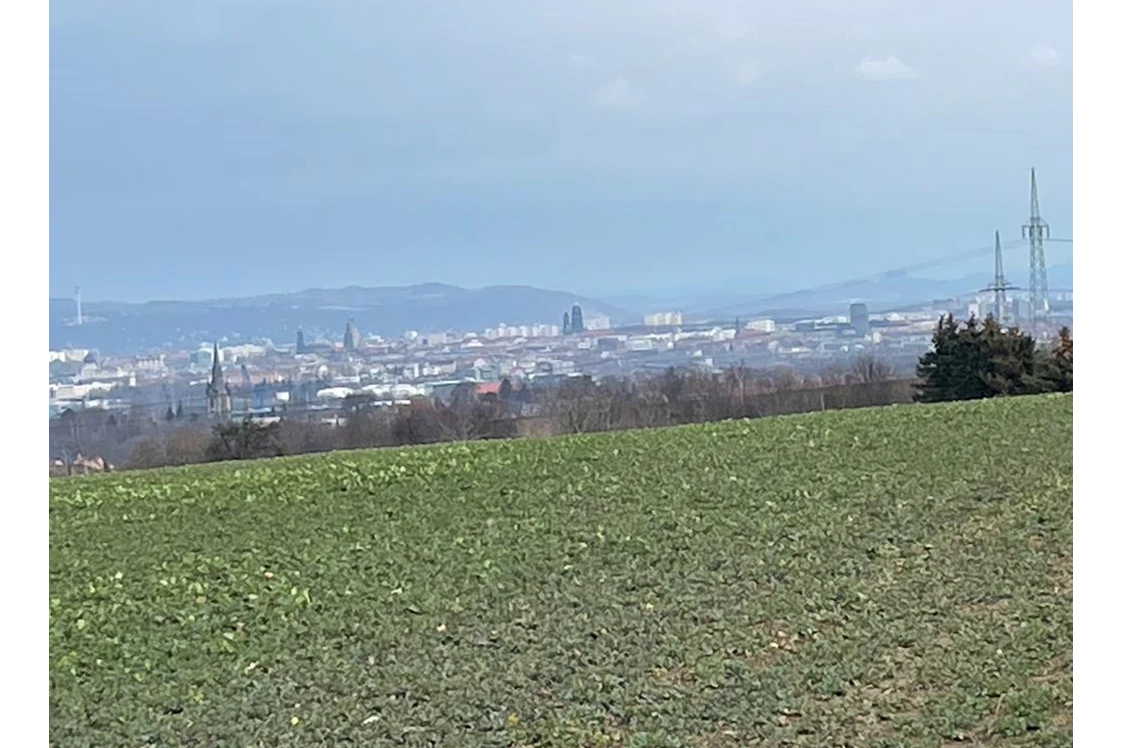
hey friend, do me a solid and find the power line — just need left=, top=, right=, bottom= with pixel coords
left=980, top=230, right=1019, bottom=326
left=699, top=239, right=1029, bottom=318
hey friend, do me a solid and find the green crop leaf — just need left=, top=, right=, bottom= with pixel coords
left=49, top=394, right=1072, bottom=746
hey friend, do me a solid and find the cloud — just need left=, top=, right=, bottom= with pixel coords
left=594, top=77, right=642, bottom=109
left=855, top=55, right=918, bottom=81
left=716, top=15, right=751, bottom=44
left=734, top=60, right=761, bottom=86
left=1031, top=45, right=1059, bottom=65
left=567, top=52, right=595, bottom=69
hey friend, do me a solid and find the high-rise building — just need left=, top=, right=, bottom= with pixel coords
left=296, top=329, right=307, bottom=355
left=562, top=311, right=571, bottom=336
left=570, top=304, right=585, bottom=334
left=344, top=319, right=363, bottom=351
left=849, top=303, right=870, bottom=337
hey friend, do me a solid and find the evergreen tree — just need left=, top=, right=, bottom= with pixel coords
left=911, top=312, right=1060, bottom=402
left=915, top=314, right=1060, bottom=403
left=915, top=315, right=986, bottom=402
left=1042, top=326, right=1073, bottom=393
left=977, top=317, right=1051, bottom=396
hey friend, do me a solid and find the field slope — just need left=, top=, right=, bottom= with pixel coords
left=50, top=394, right=1073, bottom=747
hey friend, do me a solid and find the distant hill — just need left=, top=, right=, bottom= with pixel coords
left=691, top=263, right=1073, bottom=319
left=49, top=283, right=628, bottom=354
left=49, top=264, right=1073, bottom=353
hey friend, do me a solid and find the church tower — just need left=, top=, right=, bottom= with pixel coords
left=206, top=342, right=232, bottom=418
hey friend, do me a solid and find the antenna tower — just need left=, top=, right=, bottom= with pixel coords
left=980, top=231, right=1018, bottom=326
left=1021, top=168, right=1050, bottom=330
left=74, top=285, right=83, bottom=326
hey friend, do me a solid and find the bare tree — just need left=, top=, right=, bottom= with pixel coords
left=850, top=355, right=894, bottom=384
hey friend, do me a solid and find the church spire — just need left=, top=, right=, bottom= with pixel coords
left=210, top=341, right=224, bottom=387
left=207, top=342, right=231, bottom=418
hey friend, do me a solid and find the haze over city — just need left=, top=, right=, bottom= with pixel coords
left=48, top=0, right=1075, bottom=462
left=50, top=0, right=1072, bottom=303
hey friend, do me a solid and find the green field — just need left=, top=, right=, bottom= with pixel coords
left=49, top=394, right=1073, bottom=747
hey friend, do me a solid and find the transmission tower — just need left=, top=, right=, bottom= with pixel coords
left=1021, top=168, right=1050, bottom=330
left=980, top=230, right=1018, bottom=326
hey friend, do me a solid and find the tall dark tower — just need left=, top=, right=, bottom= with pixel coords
left=981, top=230, right=1017, bottom=327
left=562, top=311, right=571, bottom=336
left=848, top=303, right=870, bottom=337
left=344, top=319, right=362, bottom=351
left=1022, top=168, right=1050, bottom=331
left=296, top=329, right=306, bottom=355
left=570, top=304, right=584, bottom=334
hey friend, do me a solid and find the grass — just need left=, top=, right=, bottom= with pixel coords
left=49, top=394, right=1073, bottom=747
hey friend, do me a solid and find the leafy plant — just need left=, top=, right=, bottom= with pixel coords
left=50, top=394, right=1073, bottom=746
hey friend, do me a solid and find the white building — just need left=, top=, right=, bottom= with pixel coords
left=745, top=318, right=776, bottom=333
left=134, top=355, right=168, bottom=373
left=361, top=383, right=425, bottom=399
left=530, top=323, right=560, bottom=337
left=644, top=311, right=683, bottom=327
left=585, top=315, right=611, bottom=331
left=316, top=387, right=355, bottom=401
left=224, top=344, right=269, bottom=361
left=50, top=348, right=91, bottom=363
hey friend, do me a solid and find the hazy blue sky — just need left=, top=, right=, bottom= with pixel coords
left=50, top=0, right=1072, bottom=302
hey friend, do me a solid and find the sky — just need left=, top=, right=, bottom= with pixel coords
left=50, top=0, right=1073, bottom=303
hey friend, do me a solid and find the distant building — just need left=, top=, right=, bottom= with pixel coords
left=205, top=342, right=232, bottom=418
left=849, top=303, right=870, bottom=337
left=296, top=329, right=307, bottom=355
left=570, top=304, right=585, bottom=334
left=745, top=318, right=776, bottom=333
left=50, top=348, right=91, bottom=364
left=584, top=315, right=610, bottom=331
left=224, top=344, right=268, bottom=361
left=487, top=322, right=546, bottom=340
left=532, top=324, right=560, bottom=337
left=562, top=311, right=571, bottom=336
left=644, top=311, right=683, bottom=327
left=133, top=355, right=167, bottom=373
left=344, top=320, right=363, bottom=351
